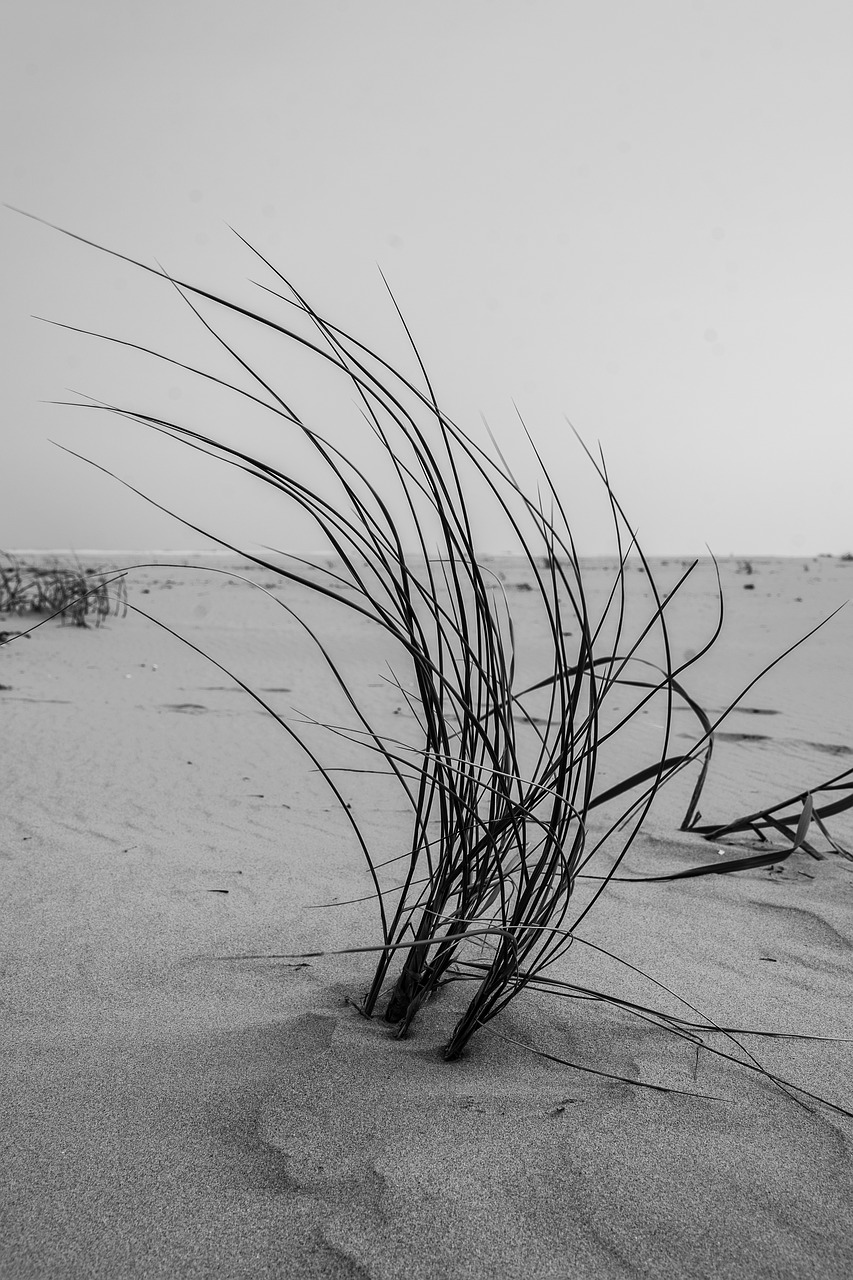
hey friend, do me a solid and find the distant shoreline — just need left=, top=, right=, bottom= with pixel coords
left=5, top=548, right=849, bottom=564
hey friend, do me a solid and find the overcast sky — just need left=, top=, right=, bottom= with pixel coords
left=2, top=0, right=851, bottom=557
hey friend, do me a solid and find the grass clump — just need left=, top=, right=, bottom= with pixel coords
left=17, top=211, right=852, bottom=1111
left=0, top=552, right=127, bottom=628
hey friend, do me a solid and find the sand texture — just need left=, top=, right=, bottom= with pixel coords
left=2, top=554, right=853, bottom=1278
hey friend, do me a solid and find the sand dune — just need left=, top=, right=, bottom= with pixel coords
left=2, top=555, right=852, bottom=1278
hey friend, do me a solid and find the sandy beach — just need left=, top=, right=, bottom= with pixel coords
left=2, top=553, right=852, bottom=1279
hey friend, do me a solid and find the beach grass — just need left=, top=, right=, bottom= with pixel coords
left=16, top=210, right=853, bottom=1112
left=0, top=551, right=127, bottom=628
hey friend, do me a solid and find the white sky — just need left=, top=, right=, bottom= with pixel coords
left=2, top=0, right=851, bottom=556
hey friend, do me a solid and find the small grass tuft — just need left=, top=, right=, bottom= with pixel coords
left=0, top=552, right=127, bottom=628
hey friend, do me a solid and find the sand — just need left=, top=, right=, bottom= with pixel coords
left=2, top=553, right=852, bottom=1279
